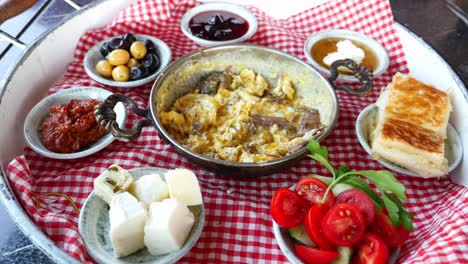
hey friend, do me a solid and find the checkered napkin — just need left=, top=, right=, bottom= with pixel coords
left=6, top=0, right=467, bottom=263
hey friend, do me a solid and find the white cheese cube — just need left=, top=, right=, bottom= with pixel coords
left=109, top=192, right=147, bottom=258
left=144, top=198, right=195, bottom=256
left=130, top=174, right=169, bottom=208
left=165, top=169, right=203, bottom=206
left=94, top=164, right=134, bottom=205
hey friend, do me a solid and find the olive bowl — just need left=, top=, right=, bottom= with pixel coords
left=95, top=44, right=373, bottom=177
left=84, top=34, right=172, bottom=88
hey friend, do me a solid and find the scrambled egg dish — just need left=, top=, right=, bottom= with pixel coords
left=160, top=69, right=326, bottom=162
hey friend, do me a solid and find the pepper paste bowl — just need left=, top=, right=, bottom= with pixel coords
left=23, top=87, right=127, bottom=159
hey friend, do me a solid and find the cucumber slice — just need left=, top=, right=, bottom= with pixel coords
left=331, top=183, right=354, bottom=197
left=288, top=224, right=316, bottom=247
left=332, top=246, right=353, bottom=264
left=307, top=174, right=333, bottom=185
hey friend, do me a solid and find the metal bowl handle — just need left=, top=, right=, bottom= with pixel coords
left=94, top=94, right=152, bottom=141
left=328, top=59, right=374, bottom=96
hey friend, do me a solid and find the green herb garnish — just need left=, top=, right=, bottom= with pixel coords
left=307, top=140, right=414, bottom=231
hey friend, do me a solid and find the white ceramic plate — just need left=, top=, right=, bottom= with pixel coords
left=271, top=184, right=400, bottom=264
left=355, top=104, right=463, bottom=176
left=78, top=167, right=205, bottom=264
left=180, top=2, right=258, bottom=47
left=23, top=87, right=126, bottom=159
left=84, top=34, right=172, bottom=88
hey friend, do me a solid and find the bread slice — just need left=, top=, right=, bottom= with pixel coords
left=370, top=73, right=451, bottom=178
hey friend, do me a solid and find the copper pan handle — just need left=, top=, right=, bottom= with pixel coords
left=328, top=59, right=374, bottom=97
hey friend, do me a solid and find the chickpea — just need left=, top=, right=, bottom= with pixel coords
left=130, top=41, right=147, bottom=59
left=112, top=65, right=130, bottom=82
left=108, top=49, right=130, bottom=66
left=95, top=60, right=113, bottom=78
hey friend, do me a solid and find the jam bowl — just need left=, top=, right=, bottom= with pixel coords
left=304, top=29, right=390, bottom=82
left=95, top=45, right=373, bottom=177
left=180, top=2, right=258, bottom=47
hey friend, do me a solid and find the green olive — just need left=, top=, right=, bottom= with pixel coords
left=108, top=49, right=130, bottom=66
left=112, top=65, right=130, bottom=82
left=127, top=58, right=140, bottom=68
left=95, top=60, right=113, bottom=78
left=130, top=41, right=147, bottom=59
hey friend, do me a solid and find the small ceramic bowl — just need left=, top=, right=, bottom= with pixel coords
left=180, top=2, right=258, bottom=47
left=79, top=166, right=205, bottom=264
left=304, top=29, right=390, bottom=82
left=355, top=104, right=463, bottom=176
left=272, top=186, right=400, bottom=264
left=84, top=34, right=172, bottom=88
left=23, top=87, right=126, bottom=159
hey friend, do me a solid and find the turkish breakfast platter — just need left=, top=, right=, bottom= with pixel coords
left=0, top=0, right=466, bottom=264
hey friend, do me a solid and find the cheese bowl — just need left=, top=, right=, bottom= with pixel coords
left=78, top=167, right=205, bottom=264
left=95, top=44, right=374, bottom=177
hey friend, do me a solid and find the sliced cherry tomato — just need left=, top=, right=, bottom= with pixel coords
left=270, top=188, right=310, bottom=228
left=352, top=233, right=389, bottom=264
left=336, top=189, right=375, bottom=226
left=294, top=244, right=339, bottom=264
left=322, top=203, right=365, bottom=246
left=295, top=178, right=335, bottom=208
left=304, top=205, right=335, bottom=250
left=370, top=210, right=410, bottom=247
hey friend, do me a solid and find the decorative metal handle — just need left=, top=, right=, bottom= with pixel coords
left=94, top=94, right=152, bottom=141
left=328, top=59, right=374, bottom=97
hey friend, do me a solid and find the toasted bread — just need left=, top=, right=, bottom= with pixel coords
left=370, top=73, right=451, bottom=177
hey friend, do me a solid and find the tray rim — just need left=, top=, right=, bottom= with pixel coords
left=0, top=4, right=466, bottom=264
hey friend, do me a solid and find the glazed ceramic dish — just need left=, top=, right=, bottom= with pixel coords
left=180, top=2, right=258, bottom=46
left=78, top=167, right=205, bottom=264
left=23, top=86, right=127, bottom=159
left=355, top=104, right=463, bottom=176
left=83, top=34, right=172, bottom=88
left=304, top=29, right=390, bottom=82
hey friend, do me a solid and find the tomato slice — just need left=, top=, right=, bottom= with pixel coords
left=295, top=178, right=335, bottom=208
left=352, top=233, right=389, bottom=264
left=304, top=205, right=335, bottom=250
left=294, top=244, right=339, bottom=264
left=322, top=203, right=365, bottom=246
left=370, top=210, right=410, bottom=247
left=336, top=189, right=375, bottom=226
left=270, top=188, right=310, bottom=228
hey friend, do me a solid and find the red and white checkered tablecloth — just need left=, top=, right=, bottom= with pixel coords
left=6, top=0, right=468, bottom=263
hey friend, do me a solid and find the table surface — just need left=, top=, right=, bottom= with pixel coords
left=0, top=0, right=466, bottom=263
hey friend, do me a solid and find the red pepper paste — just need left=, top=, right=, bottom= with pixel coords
left=40, top=99, right=108, bottom=153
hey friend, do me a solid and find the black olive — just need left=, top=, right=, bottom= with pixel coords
left=109, top=37, right=130, bottom=51
left=130, top=65, right=149, bottom=80
left=122, top=33, right=136, bottom=45
left=141, top=53, right=160, bottom=72
left=100, top=40, right=112, bottom=57
left=144, top=39, right=158, bottom=54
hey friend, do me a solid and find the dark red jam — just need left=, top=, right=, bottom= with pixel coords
left=189, top=11, right=249, bottom=41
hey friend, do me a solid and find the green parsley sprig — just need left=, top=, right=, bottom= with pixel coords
left=307, top=140, right=414, bottom=231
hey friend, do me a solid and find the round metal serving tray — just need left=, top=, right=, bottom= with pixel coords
left=0, top=1, right=467, bottom=264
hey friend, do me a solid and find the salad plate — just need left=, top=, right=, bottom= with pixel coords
left=78, top=167, right=205, bottom=264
